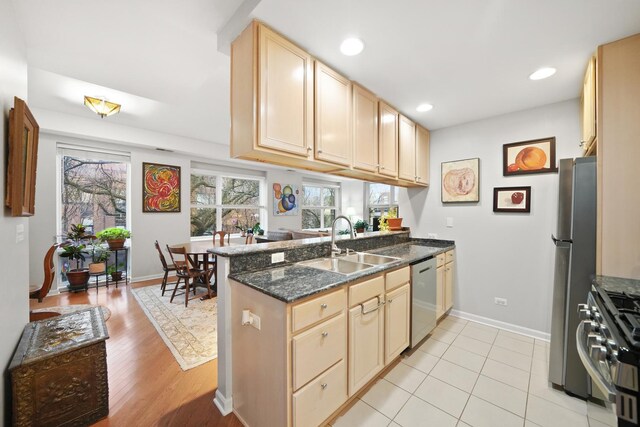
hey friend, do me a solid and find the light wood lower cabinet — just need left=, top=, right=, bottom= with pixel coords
left=436, top=263, right=445, bottom=319
left=230, top=265, right=411, bottom=426
left=436, top=250, right=454, bottom=319
left=445, top=259, right=454, bottom=312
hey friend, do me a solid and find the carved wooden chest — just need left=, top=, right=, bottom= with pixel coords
left=9, top=307, right=109, bottom=426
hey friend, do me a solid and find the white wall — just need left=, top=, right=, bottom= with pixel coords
left=0, top=0, right=29, bottom=422
left=398, top=99, right=582, bottom=334
left=341, top=180, right=365, bottom=222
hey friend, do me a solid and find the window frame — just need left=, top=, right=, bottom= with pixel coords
left=364, top=182, right=399, bottom=223
left=190, top=169, right=266, bottom=240
left=301, top=181, right=341, bottom=230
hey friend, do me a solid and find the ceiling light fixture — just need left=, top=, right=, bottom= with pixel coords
left=340, top=37, right=364, bottom=56
left=84, top=96, right=121, bottom=118
left=529, top=67, right=556, bottom=81
left=416, top=103, right=434, bottom=112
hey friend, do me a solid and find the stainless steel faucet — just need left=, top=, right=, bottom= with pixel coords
left=331, top=215, right=356, bottom=256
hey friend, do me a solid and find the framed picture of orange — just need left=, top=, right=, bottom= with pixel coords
left=503, top=137, right=558, bottom=176
left=142, top=162, right=181, bottom=213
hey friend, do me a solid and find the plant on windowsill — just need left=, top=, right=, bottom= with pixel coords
left=252, top=222, right=264, bottom=236
left=353, top=219, right=369, bottom=234
left=380, top=207, right=402, bottom=232
left=96, top=227, right=131, bottom=250
left=60, top=224, right=91, bottom=291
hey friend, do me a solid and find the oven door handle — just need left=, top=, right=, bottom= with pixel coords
left=576, top=320, right=616, bottom=402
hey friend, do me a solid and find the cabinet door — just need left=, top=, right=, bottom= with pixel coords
left=258, top=25, right=313, bottom=157
left=581, top=56, right=597, bottom=154
left=378, top=101, right=399, bottom=178
left=445, top=261, right=454, bottom=311
left=348, top=297, right=384, bottom=396
left=315, top=61, right=352, bottom=166
left=398, top=115, right=416, bottom=181
left=385, top=283, right=410, bottom=363
left=436, top=265, right=445, bottom=319
left=416, top=125, right=430, bottom=185
left=352, top=84, right=379, bottom=172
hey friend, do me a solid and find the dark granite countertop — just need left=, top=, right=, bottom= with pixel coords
left=593, top=275, right=640, bottom=295
left=229, top=241, right=454, bottom=303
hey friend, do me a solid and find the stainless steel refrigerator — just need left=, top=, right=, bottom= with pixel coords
left=549, top=157, right=597, bottom=398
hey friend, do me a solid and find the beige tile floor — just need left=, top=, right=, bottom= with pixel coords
left=332, top=316, right=617, bottom=427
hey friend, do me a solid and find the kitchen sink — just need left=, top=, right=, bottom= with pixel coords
left=342, top=252, right=400, bottom=265
left=297, top=252, right=400, bottom=275
left=297, top=257, right=374, bottom=275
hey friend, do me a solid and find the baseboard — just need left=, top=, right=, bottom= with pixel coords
left=214, top=390, right=233, bottom=416
left=449, top=309, right=550, bottom=342
left=130, top=273, right=166, bottom=283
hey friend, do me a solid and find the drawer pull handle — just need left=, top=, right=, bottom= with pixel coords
left=320, top=303, right=328, bottom=309
left=321, top=331, right=329, bottom=337
left=321, top=383, right=328, bottom=389
left=361, top=296, right=385, bottom=315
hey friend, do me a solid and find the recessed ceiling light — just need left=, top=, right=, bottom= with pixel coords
left=529, top=67, right=556, bottom=80
left=416, top=103, right=434, bottom=112
left=340, top=38, right=364, bottom=56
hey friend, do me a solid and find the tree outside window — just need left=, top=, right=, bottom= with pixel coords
left=366, top=183, right=399, bottom=224
left=301, top=183, right=340, bottom=229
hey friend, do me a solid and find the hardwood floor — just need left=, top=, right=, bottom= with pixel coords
left=29, top=279, right=242, bottom=426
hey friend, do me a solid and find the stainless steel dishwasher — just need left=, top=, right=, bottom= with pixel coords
left=410, top=257, right=437, bottom=348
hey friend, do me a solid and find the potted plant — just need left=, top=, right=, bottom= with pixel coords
left=89, top=247, right=109, bottom=274
left=107, top=264, right=124, bottom=282
left=96, top=227, right=131, bottom=250
left=385, top=207, right=403, bottom=230
left=354, top=219, right=369, bottom=234
left=252, top=222, right=264, bottom=236
left=60, top=224, right=91, bottom=291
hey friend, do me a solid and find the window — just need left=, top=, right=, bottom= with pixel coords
left=301, top=182, right=340, bottom=229
left=58, top=147, right=129, bottom=236
left=365, top=183, right=399, bottom=223
left=190, top=171, right=265, bottom=237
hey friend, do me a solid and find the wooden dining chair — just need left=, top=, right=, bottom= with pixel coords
left=166, top=245, right=212, bottom=307
left=29, top=244, right=60, bottom=303
left=213, top=231, right=230, bottom=246
left=154, top=240, right=176, bottom=296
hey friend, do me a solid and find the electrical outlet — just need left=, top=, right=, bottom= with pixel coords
left=494, top=297, right=508, bottom=306
left=427, top=233, right=438, bottom=239
left=271, top=252, right=285, bottom=263
left=250, top=313, right=261, bottom=330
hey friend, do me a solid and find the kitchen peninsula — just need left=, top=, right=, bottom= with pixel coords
left=209, top=231, right=455, bottom=426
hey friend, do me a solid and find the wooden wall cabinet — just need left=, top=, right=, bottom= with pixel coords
left=415, top=125, right=430, bottom=185
left=398, top=115, right=416, bottom=181
left=315, top=61, right=352, bottom=166
left=352, top=84, right=379, bottom=173
left=581, top=56, right=597, bottom=156
left=378, top=101, right=399, bottom=178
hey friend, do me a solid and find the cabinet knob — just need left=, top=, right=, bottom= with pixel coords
left=380, top=166, right=385, bottom=170
left=307, top=147, right=312, bottom=152
left=388, top=299, right=393, bottom=304
left=321, top=383, right=328, bottom=389
left=320, top=303, right=328, bottom=309
left=321, top=331, right=329, bottom=337
left=317, top=149, right=323, bottom=154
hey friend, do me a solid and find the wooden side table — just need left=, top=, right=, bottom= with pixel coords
left=9, top=307, right=110, bottom=426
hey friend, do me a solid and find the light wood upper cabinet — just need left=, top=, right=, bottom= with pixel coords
left=385, top=283, right=410, bottom=364
left=378, top=101, right=399, bottom=178
left=315, top=61, right=352, bottom=166
left=581, top=56, right=597, bottom=156
left=398, top=115, right=416, bottom=181
left=352, top=84, right=379, bottom=173
left=416, top=125, right=430, bottom=185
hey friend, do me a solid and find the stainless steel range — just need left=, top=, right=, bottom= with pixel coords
left=577, top=277, right=640, bottom=426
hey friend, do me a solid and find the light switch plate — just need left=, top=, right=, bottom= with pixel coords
left=446, top=217, right=454, bottom=228
left=16, top=224, right=24, bottom=243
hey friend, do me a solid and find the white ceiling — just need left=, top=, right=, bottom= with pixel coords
left=13, top=0, right=640, bottom=146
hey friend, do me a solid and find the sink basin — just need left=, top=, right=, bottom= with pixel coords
left=342, top=252, right=400, bottom=265
left=297, top=258, right=374, bottom=275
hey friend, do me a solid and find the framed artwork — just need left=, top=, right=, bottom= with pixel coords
left=273, top=183, right=298, bottom=216
left=503, top=137, right=558, bottom=176
left=142, top=162, right=181, bottom=212
left=5, top=97, right=39, bottom=217
left=493, top=186, right=532, bottom=213
left=441, top=158, right=480, bottom=203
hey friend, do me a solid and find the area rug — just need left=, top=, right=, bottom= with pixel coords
left=131, top=285, right=217, bottom=371
left=31, top=304, right=112, bottom=321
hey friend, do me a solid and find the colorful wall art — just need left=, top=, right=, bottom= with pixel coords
left=441, top=158, right=480, bottom=203
left=273, top=183, right=298, bottom=216
left=142, top=162, right=181, bottom=213
left=503, top=137, right=558, bottom=176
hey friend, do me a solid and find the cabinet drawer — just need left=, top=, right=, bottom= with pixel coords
left=446, top=250, right=455, bottom=264
left=349, top=276, right=384, bottom=307
left=292, top=289, right=345, bottom=333
left=436, top=253, right=445, bottom=268
left=292, top=360, right=347, bottom=427
left=292, top=313, right=346, bottom=391
left=385, top=266, right=410, bottom=291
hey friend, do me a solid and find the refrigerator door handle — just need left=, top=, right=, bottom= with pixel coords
left=552, top=234, right=573, bottom=245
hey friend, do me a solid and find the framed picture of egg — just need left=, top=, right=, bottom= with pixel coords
left=503, top=137, right=558, bottom=176
left=493, top=186, right=531, bottom=213
left=441, top=157, right=480, bottom=203
left=273, top=183, right=299, bottom=216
